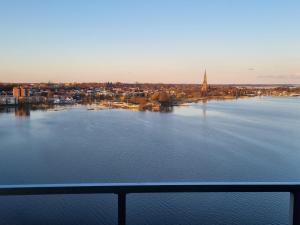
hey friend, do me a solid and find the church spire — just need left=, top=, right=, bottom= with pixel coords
left=203, top=69, right=207, bottom=84
left=201, top=70, right=208, bottom=95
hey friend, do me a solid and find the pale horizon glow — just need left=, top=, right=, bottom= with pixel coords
left=0, top=1, right=300, bottom=84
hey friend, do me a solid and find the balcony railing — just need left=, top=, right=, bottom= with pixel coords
left=0, top=182, right=299, bottom=225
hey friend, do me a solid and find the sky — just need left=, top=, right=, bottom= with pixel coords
left=0, top=0, right=300, bottom=84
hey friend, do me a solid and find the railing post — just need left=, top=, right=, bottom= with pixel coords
left=291, top=192, right=300, bottom=225
left=118, top=193, right=126, bottom=225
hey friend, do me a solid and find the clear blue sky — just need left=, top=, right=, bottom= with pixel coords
left=0, top=0, right=299, bottom=83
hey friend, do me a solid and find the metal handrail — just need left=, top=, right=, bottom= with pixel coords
left=0, top=182, right=299, bottom=225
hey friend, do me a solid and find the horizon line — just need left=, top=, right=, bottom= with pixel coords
left=1, top=82, right=299, bottom=86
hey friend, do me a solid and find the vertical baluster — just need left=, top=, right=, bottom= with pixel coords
left=291, top=192, right=300, bottom=225
left=118, top=193, right=126, bottom=225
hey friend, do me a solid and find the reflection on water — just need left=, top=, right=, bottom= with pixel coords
left=202, top=101, right=207, bottom=119
left=15, top=107, right=30, bottom=117
left=0, top=106, right=30, bottom=118
left=0, top=98, right=232, bottom=118
left=0, top=105, right=64, bottom=118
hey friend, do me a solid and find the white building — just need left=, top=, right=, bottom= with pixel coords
left=0, top=96, right=18, bottom=105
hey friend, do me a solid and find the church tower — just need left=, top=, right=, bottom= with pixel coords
left=201, top=70, right=208, bottom=95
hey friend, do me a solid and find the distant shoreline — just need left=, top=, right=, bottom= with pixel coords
left=1, top=95, right=298, bottom=114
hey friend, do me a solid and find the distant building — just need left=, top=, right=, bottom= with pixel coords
left=13, top=87, right=21, bottom=97
left=201, top=70, right=208, bottom=95
left=0, top=96, right=18, bottom=105
left=13, top=87, right=30, bottom=98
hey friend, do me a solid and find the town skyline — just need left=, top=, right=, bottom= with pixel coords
left=1, top=71, right=299, bottom=113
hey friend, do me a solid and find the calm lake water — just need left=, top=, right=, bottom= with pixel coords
left=0, top=97, right=299, bottom=225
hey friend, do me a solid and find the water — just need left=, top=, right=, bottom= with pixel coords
left=0, top=97, right=299, bottom=225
